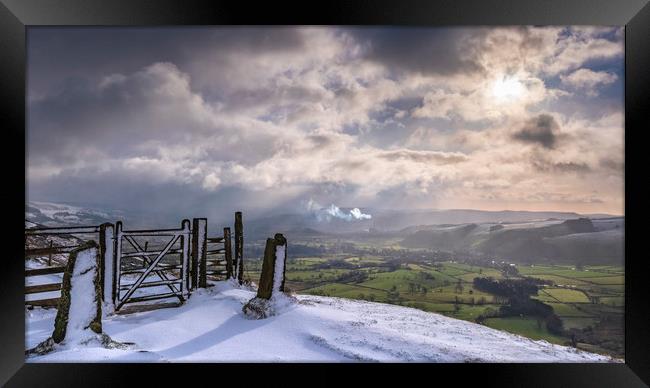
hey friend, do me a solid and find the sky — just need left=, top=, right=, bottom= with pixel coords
left=26, top=26, right=624, bottom=221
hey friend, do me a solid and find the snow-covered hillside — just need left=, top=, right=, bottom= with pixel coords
left=26, top=201, right=119, bottom=226
left=26, top=281, right=616, bottom=362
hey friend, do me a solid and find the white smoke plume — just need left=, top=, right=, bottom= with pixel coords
left=305, top=199, right=372, bottom=222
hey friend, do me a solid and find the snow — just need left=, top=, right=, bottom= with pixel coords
left=26, top=281, right=617, bottom=363
left=273, top=244, right=285, bottom=292
left=65, top=247, right=99, bottom=343
left=30, top=201, right=110, bottom=220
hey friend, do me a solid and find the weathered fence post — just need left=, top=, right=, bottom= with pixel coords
left=192, top=218, right=208, bottom=289
left=98, top=222, right=115, bottom=306
left=180, top=219, right=191, bottom=299
left=224, top=227, right=233, bottom=279
left=113, top=221, right=123, bottom=306
left=47, top=240, right=53, bottom=266
left=242, top=234, right=288, bottom=319
left=256, top=233, right=287, bottom=299
left=234, top=211, right=244, bottom=284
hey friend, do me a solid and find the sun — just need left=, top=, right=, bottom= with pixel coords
left=491, top=76, right=525, bottom=101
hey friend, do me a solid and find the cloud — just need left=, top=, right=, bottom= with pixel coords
left=305, top=199, right=372, bottom=222
left=378, top=149, right=468, bottom=164
left=560, top=68, right=618, bottom=96
left=531, top=159, right=591, bottom=174
left=26, top=27, right=625, bottom=216
left=512, top=114, right=561, bottom=149
left=348, top=28, right=486, bottom=76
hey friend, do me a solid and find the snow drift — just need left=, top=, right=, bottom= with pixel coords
left=26, top=281, right=616, bottom=362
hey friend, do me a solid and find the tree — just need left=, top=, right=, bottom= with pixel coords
left=570, top=333, right=577, bottom=348
left=421, top=287, right=428, bottom=296
left=545, top=314, right=564, bottom=335
left=455, top=279, right=464, bottom=294
left=408, top=282, right=416, bottom=294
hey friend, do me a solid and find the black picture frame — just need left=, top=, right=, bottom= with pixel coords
left=1, top=0, right=648, bottom=386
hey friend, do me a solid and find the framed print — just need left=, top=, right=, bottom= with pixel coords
left=1, top=0, right=649, bottom=386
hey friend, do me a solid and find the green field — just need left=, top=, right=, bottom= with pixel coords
left=537, top=288, right=591, bottom=303
left=483, top=317, right=567, bottom=344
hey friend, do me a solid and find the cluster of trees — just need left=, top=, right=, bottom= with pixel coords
left=407, top=282, right=428, bottom=296
left=472, top=277, right=564, bottom=335
left=312, top=259, right=358, bottom=270
left=335, top=270, right=368, bottom=284
left=386, top=285, right=403, bottom=304
left=472, top=277, right=540, bottom=298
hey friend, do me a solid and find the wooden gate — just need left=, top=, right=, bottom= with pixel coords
left=25, top=213, right=244, bottom=313
left=113, top=219, right=191, bottom=311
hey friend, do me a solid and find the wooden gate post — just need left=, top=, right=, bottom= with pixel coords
left=234, top=211, right=244, bottom=284
left=180, top=219, right=192, bottom=298
left=98, top=222, right=115, bottom=305
left=192, top=218, right=208, bottom=289
left=256, top=233, right=287, bottom=299
left=242, top=233, right=288, bottom=319
left=113, top=221, right=123, bottom=306
left=224, top=227, right=233, bottom=279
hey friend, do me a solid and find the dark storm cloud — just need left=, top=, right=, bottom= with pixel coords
left=512, top=114, right=561, bottom=149
left=28, top=62, right=199, bottom=163
left=28, top=27, right=306, bottom=97
left=28, top=167, right=301, bottom=226
left=347, top=27, right=485, bottom=76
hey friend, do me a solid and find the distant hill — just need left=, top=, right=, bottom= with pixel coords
left=399, top=217, right=624, bottom=265
left=244, top=208, right=611, bottom=239
left=26, top=201, right=177, bottom=229
left=26, top=201, right=118, bottom=226
left=25, top=201, right=623, bottom=265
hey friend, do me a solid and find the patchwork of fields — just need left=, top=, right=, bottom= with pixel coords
left=243, top=257, right=624, bottom=358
